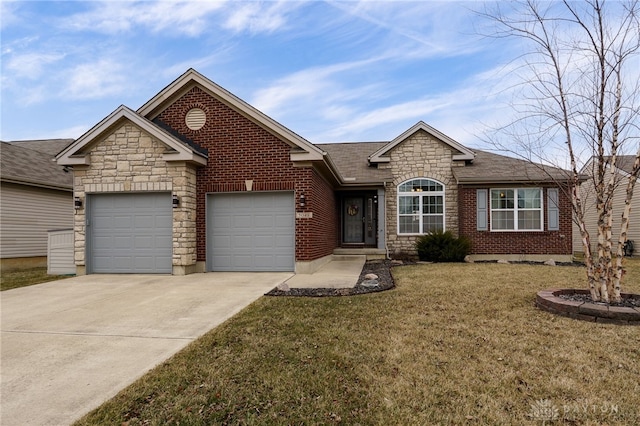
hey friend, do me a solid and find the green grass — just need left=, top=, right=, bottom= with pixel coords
left=1, top=267, right=69, bottom=291
left=76, top=259, right=640, bottom=425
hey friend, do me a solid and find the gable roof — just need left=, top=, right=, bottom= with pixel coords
left=56, top=105, right=207, bottom=166
left=320, top=142, right=393, bottom=185
left=137, top=68, right=326, bottom=162
left=452, top=150, right=572, bottom=184
left=368, top=121, right=475, bottom=163
left=1, top=141, right=73, bottom=190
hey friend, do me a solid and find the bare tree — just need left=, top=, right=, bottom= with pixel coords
left=480, top=0, right=640, bottom=302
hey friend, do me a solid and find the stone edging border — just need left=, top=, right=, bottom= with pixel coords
left=536, top=289, right=640, bottom=325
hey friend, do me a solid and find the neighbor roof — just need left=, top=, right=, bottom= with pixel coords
left=1, top=141, right=73, bottom=190
left=452, top=150, right=572, bottom=184
left=612, top=155, right=639, bottom=177
left=8, top=139, right=74, bottom=156
left=320, top=142, right=393, bottom=185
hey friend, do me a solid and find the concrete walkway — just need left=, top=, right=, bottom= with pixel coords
left=1, top=272, right=292, bottom=426
left=285, top=255, right=366, bottom=289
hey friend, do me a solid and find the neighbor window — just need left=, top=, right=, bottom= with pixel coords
left=490, top=188, right=542, bottom=231
left=397, top=178, right=445, bottom=234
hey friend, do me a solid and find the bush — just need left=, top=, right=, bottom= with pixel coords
left=415, top=231, right=471, bottom=262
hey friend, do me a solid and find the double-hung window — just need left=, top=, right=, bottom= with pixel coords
left=398, top=178, right=445, bottom=234
left=490, top=188, right=542, bottom=231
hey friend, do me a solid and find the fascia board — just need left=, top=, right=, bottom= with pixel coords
left=290, top=149, right=325, bottom=162
left=137, top=68, right=325, bottom=159
left=368, top=121, right=475, bottom=163
left=162, top=150, right=208, bottom=165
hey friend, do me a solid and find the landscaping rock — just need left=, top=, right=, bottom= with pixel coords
left=497, top=259, right=510, bottom=264
left=544, top=259, right=556, bottom=266
left=364, top=273, right=379, bottom=280
left=391, top=260, right=404, bottom=265
left=464, top=255, right=474, bottom=263
left=361, top=279, right=380, bottom=288
left=276, top=282, right=290, bottom=292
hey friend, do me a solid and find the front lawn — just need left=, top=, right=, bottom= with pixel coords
left=77, top=259, right=640, bottom=425
left=1, top=267, right=69, bottom=291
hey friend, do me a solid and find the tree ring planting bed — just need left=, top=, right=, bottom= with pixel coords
left=536, top=289, right=640, bottom=325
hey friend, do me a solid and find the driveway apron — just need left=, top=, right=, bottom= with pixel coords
left=1, top=272, right=291, bottom=426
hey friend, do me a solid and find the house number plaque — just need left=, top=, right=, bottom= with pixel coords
left=296, top=212, right=313, bottom=219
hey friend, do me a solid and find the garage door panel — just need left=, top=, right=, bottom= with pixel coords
left=254, top=235, right=274, bottom=247
left=274, top=215, right=295, bottom=229
left=254, top=215, right=274, bottom=228
left=133, top=236, right=153, bottom=249
left=155, top=236, right=172, bottom=250
left=113, top=236, right=132, bottom=249
left=234, top=235, right=252, bottom=248
left=89, top=193, right=172, bottom=274
left=208, top=192, right=294, bottom=272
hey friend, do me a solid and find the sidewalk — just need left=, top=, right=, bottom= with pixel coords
left=285, top=256, right=366, bottom=289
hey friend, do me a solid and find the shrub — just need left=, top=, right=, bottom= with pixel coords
left=415, top=231, right=471, bottom=262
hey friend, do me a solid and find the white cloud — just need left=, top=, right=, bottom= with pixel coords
left=222, top=1, right=296, bottom=34
left=64, top=60, right=128, bottom=100
left=5, top=52, right=66, bottom=79
left=328, top=1, right=482, bottom=57
left=65, top=1, right=227, bottom=36
left=0, top=1, right=21, bottom=30
left=250, top=56, right=388, bottom=113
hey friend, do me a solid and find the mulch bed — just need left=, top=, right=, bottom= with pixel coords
left=265, top=259, right=396, bottom=297
left=559, top=293, right=640, bottom=308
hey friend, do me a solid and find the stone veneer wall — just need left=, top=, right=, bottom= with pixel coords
left=383, top=129, right=463, bottom=255
left=72, top=123, right=198, bottom=275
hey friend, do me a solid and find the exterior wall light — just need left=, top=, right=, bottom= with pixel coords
left=74, top=197, right=82, bottom=210
left=299, top=194, right=306, bottom=208
left=172, top=194, right=180, bottom=208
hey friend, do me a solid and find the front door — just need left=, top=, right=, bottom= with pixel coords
left=343, top=195, right=377, bottom=245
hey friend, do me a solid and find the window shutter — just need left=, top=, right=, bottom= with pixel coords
left=477, top=189, right=488, bottom=231
left=547, top=188, right=559, bottom=231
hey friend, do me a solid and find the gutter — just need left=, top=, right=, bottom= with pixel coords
left=1, top=178, right=73, bottom=192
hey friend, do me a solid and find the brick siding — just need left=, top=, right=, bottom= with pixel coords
left=154, top=86, right=337, bottom=263
left=458, top=186, right=573, bottom=255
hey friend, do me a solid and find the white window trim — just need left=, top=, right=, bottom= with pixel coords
left=490, top=188, right=544, bottom=232
left=397, top=178, right=446, bottom=235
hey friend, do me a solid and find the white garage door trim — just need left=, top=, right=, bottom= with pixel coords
left=87, top=192, right=172, bottom=274
left=207, top=191, right=295, bottom=272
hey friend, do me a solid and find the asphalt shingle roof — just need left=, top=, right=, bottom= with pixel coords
left=452, top=150, right=572, bottom=184
left=1, top=140, right=74, bottom=190
left=320, top=142, right=393, bottom=184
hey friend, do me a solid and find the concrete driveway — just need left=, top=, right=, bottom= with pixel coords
left=1, top=272, right=292, bottom=426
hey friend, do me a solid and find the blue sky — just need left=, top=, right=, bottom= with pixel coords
left=2, top=1, right=529, bottom=148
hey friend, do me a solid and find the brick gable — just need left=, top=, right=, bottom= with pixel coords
left=154, top=86, right=337, bottom=264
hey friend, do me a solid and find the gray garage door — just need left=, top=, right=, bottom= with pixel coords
left=88, top=193, right=172, bottom=273
left=207, top=192, right=294, bottom=272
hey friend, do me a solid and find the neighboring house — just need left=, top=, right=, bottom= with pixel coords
left=56, top=69, right=575, bottom=275
left=0, top=139, right=74, bottom=270
left=572, top=156, right=639, bottom=257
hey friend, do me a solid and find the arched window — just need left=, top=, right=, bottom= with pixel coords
left=397, top=178, right=445, bottom=234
